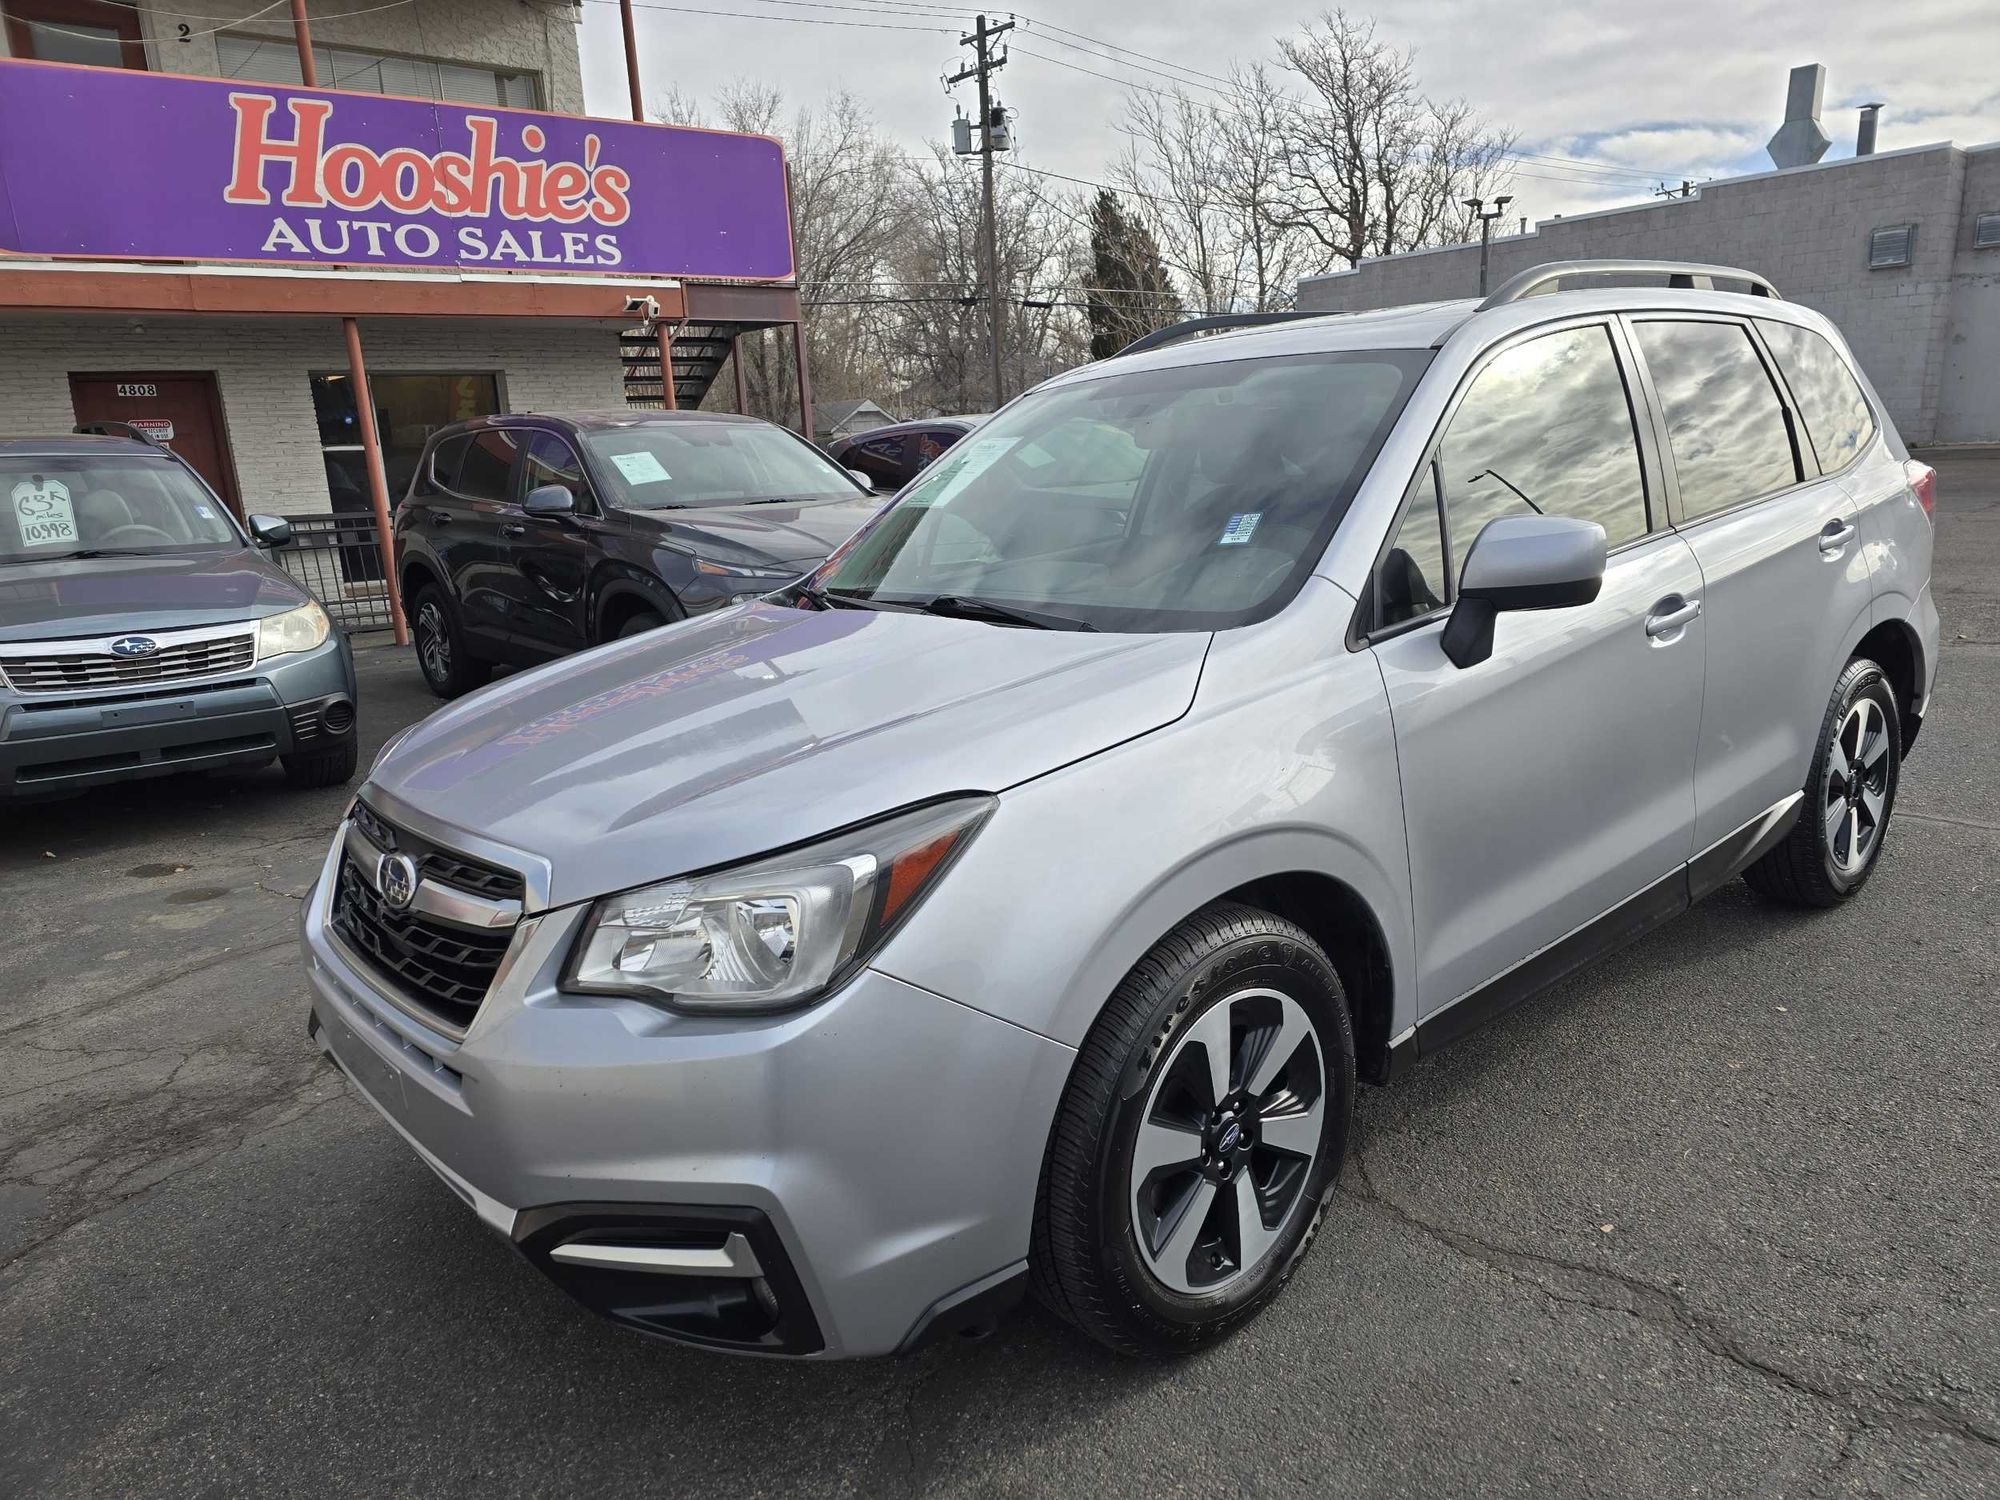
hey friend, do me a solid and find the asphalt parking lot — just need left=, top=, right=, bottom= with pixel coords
left=2, top=453, right=1995, bottom=1499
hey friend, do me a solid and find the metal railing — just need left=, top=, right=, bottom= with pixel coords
left=273, top=512, right=396, bottom=632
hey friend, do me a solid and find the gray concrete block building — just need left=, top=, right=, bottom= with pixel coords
left=1297, top=142, right=2000, bottom=445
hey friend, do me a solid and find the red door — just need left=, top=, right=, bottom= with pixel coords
left=70, top=373, right=245, bottom=518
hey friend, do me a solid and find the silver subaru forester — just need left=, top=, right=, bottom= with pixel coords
left=302, top=261, right=1939, bottom=1358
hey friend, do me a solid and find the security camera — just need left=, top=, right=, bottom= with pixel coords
left=624, top=294, right=661, bottom=319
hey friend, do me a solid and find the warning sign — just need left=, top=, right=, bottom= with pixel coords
left=11, top=477, right=78, bottom=547
left=129, top=418, right=175, bottom=442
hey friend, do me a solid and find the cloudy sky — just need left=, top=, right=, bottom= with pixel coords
left=572, top=0, right=2000, bottom=228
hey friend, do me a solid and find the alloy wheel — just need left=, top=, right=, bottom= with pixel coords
left=417, top=600, right=451, bottom=683
left=1129, top=987, right=1325, bottom=1296
left=1824, top=695, right=1891, bottom=874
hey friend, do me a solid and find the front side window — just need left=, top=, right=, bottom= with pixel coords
left=1633, top=320, right=1798, bottom=519
left=1757, top=320, right=1876, bottom=475
left=2, top=456, right=239, bottom=561
left=521, top=433, right=596, bottom=510
left=1440, top=324, right=1650, bottom=558
left=819, top=348, right=1429, bottom=633
left=583, top=422, right=860, bottom=510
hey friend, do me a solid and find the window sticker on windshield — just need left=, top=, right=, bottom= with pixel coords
left=609, top=450, right=671, bottom=485
left=11, top=477, right=78, bottom=548
left=194, top=504, right=216, bottom=521
left=1218, top=512, right=1261, bottom=546
left=916, top=434, right=1016, bottom=506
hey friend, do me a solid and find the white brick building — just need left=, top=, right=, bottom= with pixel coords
left=1297, top=142, right=2000, bottom=445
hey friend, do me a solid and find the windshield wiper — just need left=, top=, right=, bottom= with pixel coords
left=793, top=580, right=894, bottom=612
left=917, top=594, right=1099, bottom=632
left=1, top=548, right=106, bottom=563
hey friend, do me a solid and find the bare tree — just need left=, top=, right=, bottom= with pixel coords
left=651, top=83, right=907, bottom=426
left=1271, top=10, right=1514, bottom=271
left=881, top=148, right=1088, bottom=413
left=1115, top=64, right=1305, bottom=315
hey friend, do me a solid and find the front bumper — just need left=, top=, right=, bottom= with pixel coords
left=0, top=637, right=355, bottom=796
left=300, top=822, right=1075, bottom=1358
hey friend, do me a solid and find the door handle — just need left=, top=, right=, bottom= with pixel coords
left=1645, top=597, right=1701, bottom=638
left=427, top=509, right=453, bottom=525
left=1819, top=519, right=1857, bottom=554
left=500, top=523, right=527, bottom=538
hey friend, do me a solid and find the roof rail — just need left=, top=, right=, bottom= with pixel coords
left=1118, top=310, right=1324, bottom=358
left=1479, top=260, right=1781, bottom=311
left=73, top=420, right=163, bottom=446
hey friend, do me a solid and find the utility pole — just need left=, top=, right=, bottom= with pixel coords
left=1462, top=195, right=1512, bottom=297
left=949, top=14, right=1013, bottom=410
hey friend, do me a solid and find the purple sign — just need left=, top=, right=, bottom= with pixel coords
left=0, top=59, right=794, bottom=280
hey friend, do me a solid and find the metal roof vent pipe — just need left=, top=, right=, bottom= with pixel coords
left=1857, top=103, right=1883, bottom=156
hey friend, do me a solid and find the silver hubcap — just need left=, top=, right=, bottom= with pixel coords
left=1824, top=696, right=1891, bottom=874
left=1129, top=987, right=1325, bottom=1296
left=417, top=602, right=451, bottom=682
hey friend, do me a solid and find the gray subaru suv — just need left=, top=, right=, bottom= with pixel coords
left=3, top=432, right=358, bottom=798
left=302, top=261, right=1938, bottom=1358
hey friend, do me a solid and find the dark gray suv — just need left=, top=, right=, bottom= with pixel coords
left=395, top=411, right=883, bottom=698
left=0, top=433, right=357, bottom=798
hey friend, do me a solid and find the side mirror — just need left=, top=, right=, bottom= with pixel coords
left=845, top=467, right=879, bottom=493
left=1440, top=514, right=1606, bottom=669
left=523, top=483, right=576, bottom=518
left=247, top=513, right=292, bottom=547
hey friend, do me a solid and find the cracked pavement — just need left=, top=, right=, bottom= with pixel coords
left=1, top=452, right=1995, bottom=1498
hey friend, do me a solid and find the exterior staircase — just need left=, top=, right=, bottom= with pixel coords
left=619, top=322, right=739, bottom=409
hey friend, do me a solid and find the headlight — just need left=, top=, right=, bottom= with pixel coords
left=695, top=557, right=803, bottom=581
left=256, top=601, right=331, bottom=661
left=565, top=795, right=995, bottom=1013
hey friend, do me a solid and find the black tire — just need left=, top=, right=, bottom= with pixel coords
left=1744, top=658, right=1901, bottom=907
left=1032, top=902, right=1355, bottom=1357
left=411, top=584, right=491, bottom=700
left=617, top=610, right=667, bottom=638
left=281, top=738, right=358, bottom=789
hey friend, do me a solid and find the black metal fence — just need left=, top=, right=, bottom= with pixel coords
left=275, top=512, right=396, bottom=632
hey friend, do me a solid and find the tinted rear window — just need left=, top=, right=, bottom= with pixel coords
left=1633, top=320, right=1798, bottom=519
left=1757, top=320, right=1876, bottom=474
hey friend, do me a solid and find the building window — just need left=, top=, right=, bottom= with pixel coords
left=311, top=372, right=502, bottom=513
left=1867, top=224, right=1916, bottom=270
left=217, top=34, right=539, bottom=109
left=2, top=0, right=146, bottom=69
left=1975, top=212, right=2000, bottom=251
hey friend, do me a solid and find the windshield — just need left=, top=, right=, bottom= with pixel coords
left=815, top=348, right=1428, bottom=632
left=2, top=455, right=241, bottom=562
left=583, top=422, right=861, bottom=509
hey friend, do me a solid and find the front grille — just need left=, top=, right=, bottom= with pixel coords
left=351, top=799, right=526, bottom=903
left=2, top=632, right=256, bottom=694
left=332, top=853, right=513, bottom=1033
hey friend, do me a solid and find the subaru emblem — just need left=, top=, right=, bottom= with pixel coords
left=377, top=852, right=419, bottom=911
left=109, top=635, right=160, bottom=659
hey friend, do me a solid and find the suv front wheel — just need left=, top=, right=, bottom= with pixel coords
left=1745, top=658, right=1902, bottom=906
left=1033, top=903, right=1355, bottom=1356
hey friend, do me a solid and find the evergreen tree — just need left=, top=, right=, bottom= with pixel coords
left=1088, top=190, right=1182, bottom=361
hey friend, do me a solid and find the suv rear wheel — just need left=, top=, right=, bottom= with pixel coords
left=1032, top=903, right=1354, bottom=1356
left=412, top=583, right=491, bottom=700
left=1745, top=658, right=1901, bottom=906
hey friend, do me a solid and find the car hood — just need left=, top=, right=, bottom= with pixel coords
left=369, top=601, right=1210, bottom=907
left=620, top=493, right=885, bottom=566
left=0, top=549, right=311, bottom=641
